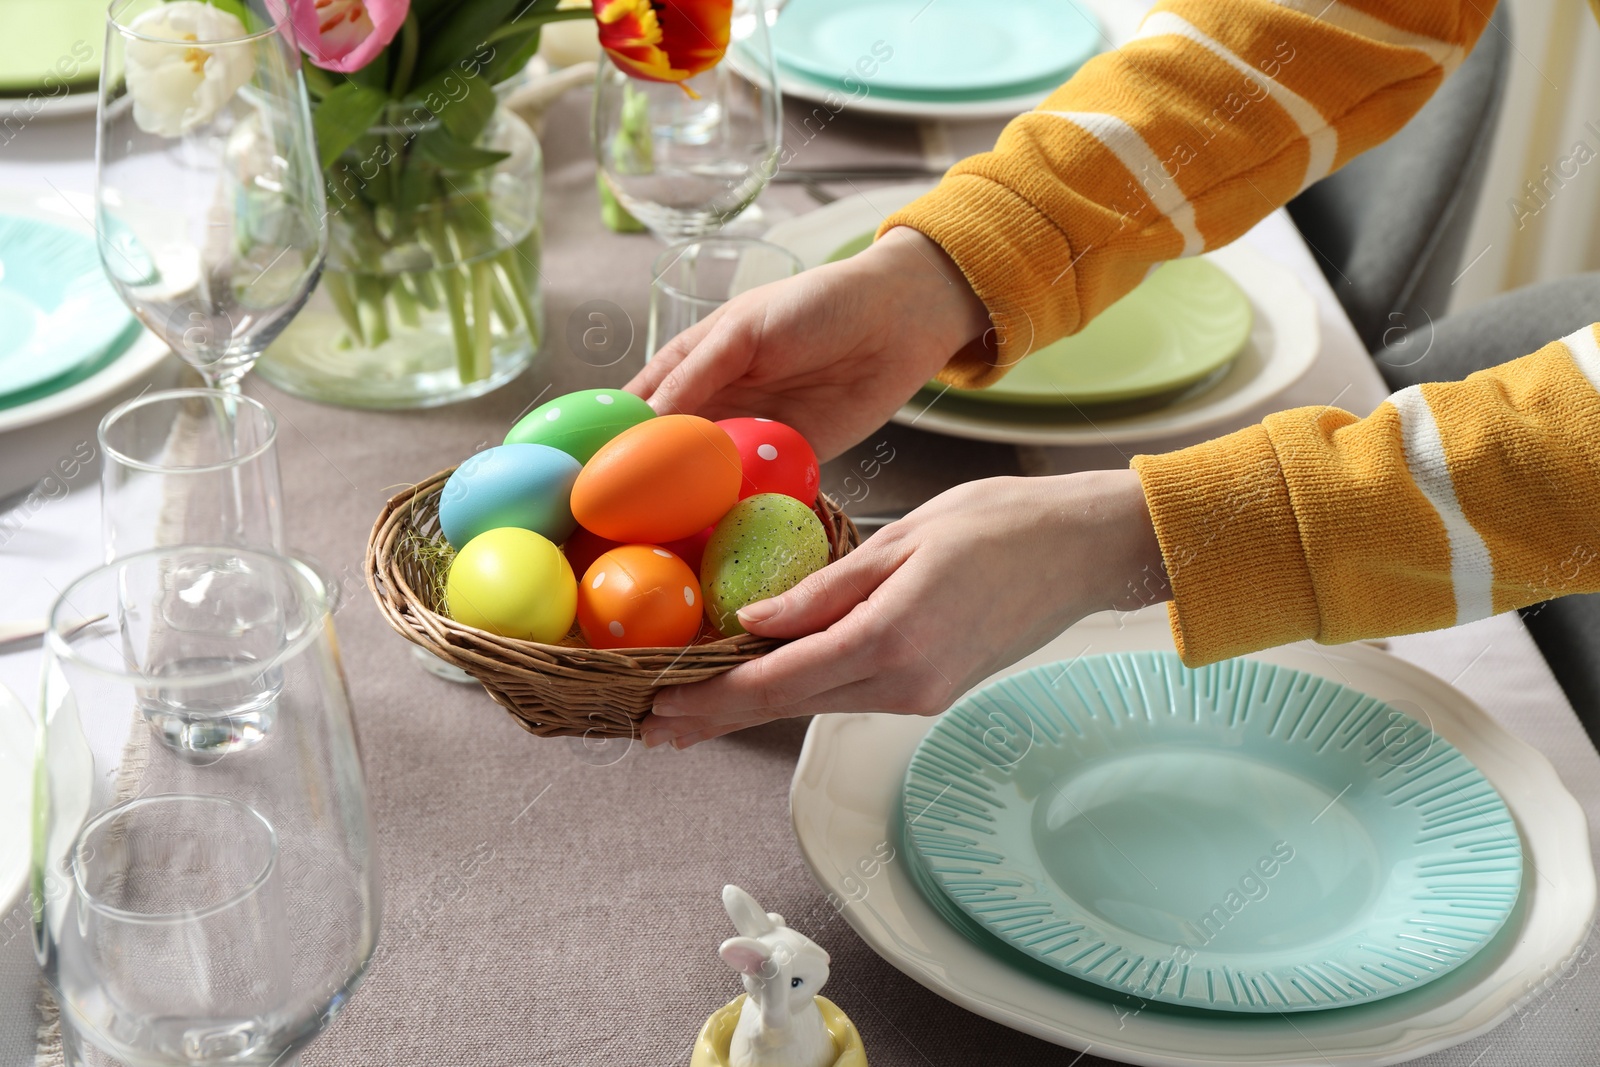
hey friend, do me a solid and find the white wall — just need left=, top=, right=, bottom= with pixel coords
left=1453, top=0, right=1600, bottom=310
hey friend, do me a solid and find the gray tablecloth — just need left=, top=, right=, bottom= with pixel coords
left=162, top=93, right=1600, bottom=1066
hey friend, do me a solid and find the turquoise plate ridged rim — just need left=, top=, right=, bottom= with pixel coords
left=771, top=0, right=1099, bottom=98
left=0, top=213, right=137, bottom=399
left=902, top=652, right=1523, bottom=1013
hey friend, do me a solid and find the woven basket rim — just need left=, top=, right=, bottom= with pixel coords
left=365, top=466, right=856, bottom=663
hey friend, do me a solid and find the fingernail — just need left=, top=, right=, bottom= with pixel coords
left=653, top=697, right=687, bottom=717
left=671, top=732, right=705, bottom=750
left=738, top=598, right=781, bottom=625
left=642, top=728, right=671, bottom=749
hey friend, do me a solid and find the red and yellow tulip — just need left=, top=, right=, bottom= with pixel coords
left=593, top=0, right=732, bottom=92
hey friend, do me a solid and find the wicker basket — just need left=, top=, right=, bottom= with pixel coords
left=366, top=467, right=860, bottom=739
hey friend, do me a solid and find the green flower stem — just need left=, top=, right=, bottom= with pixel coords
left=470, top=260, right=494, bottom=380
left=322, top=271, right=366, bottom=346
left=356, top=275, right=392, bottom=346
left=405, top=271, right=441, bottom=311
left=424, top=211, right=477, bottom=383
left=392, top=277, right=422, bottom=328
left=489, top=269, right=518, bottom=331
left=496, top=247, right=540, bottom=348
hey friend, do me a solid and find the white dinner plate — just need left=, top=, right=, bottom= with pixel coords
left=790, top=609, right=1597, bottom=1066
left=761, top=185, right=1320, bottom=445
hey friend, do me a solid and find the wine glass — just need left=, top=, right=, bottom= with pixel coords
left=594, top=0, right=782, bottom=240
left=96, top=0, right=327, bottom=393
left=37, top=546, right=379, bottom=1067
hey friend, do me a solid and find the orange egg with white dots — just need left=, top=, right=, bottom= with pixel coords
left=577, top=545, right=703, bottom=649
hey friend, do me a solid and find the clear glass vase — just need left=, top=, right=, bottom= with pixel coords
left=257, top=106, right=543, bottom=409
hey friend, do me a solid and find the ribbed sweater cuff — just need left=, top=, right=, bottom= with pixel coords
left=879, top=173, right=1080, bottom=389
left=1132, top=425, right=1321, bottom=665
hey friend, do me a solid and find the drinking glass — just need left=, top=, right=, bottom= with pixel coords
left=37, top=547, right=380, bottom=1067
left=594, top=0, right=782, bottom=239
left=648, top=236, right=804, bottom=354
left=61, top=795, right=289, bottom=1065
left=96, top=0, right=326, bottom=393
left=98, top=389, right=282, bottom=562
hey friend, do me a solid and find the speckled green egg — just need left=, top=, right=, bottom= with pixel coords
left=700, top=494, right=830, bottom=636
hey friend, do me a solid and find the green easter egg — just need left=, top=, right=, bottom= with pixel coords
left=505, top=388, right=655, bottom=463
left=701, top=494, right=830, bottom=637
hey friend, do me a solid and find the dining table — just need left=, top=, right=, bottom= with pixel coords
left=2, top=77, right=1599, bottom=1067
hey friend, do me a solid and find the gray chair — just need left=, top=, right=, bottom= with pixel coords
left=1287, top=4, right=1511, bottom=353
left=1375, top=274, right=1600, bottom=747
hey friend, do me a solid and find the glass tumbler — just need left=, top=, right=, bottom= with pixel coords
left=98, top=389, right=282, bottom=562
left=647, top=236, right=804, bottom=355
left=37, top=547, right=380, bottom=1067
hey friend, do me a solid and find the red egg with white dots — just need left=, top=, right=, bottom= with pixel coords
left=562, top=525, right=623, bottom=579
left=715, top=418, right=820, bottom=503
left=660, top=525, right=714, bottom=574
left=577, top=545, right=703, bottom=649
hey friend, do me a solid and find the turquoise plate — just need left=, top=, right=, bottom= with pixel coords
left=772, top=0, right=1100, bottom=98
left=902, top=652, right=1523, bottom=1013
left=0, top=214, right=137, bottom=399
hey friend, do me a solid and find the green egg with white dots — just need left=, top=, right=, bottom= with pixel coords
left=701, top=493, right=830, bottom=636
left=504, top=388, right=655, bottom=463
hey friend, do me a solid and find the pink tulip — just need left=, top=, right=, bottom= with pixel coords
left=292, top=0, right=409, bottom=73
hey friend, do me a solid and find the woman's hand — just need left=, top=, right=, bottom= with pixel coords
left=640, top=469, right=1170, bottom=748
left=626, top=227, right=990, bottom=460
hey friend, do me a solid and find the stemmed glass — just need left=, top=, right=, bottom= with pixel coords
left=37, top=547, right=379, bottom=1067
left=593, top=0, right=783, bottom=240
left=95, top=0, right=326, bottom=393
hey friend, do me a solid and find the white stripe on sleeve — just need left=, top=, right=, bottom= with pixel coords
left=1389, top=386, right=1496, bottom=625
left=1559, top=324, right=1600, bottom=396
left=1034, top=111, right=1205, bottom=256
left=1268, top=0, right=1466, bottom=74
left=1134, top=11, right=1337, bottom=189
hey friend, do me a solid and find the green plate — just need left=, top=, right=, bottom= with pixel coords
left=772, top=0, right=1098, bottom=99
left=0, top=214, right=138, bottom=400
left=827, top=239, right=1253, bottom=406
left=0, top=0, right=104, bottom=96
left=903, top=652, right=1523, bottom=1013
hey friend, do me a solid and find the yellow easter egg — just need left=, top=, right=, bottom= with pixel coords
left=446, top=527, right=576, bottom=642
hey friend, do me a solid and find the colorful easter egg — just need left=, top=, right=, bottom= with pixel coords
left=577, top=545, right=702, bottom=649
left=438, top=444, right=581, bottom=549
left=716, top=417, right=820, bottom=503
left=660, top=525, right=714, bottom=574
left=701, top=494, right=830, bottom=637
left=562, top=525, right=624, bottom=579
left=504, top=388, right=655, bottom=463
left=446, top=528, right=576, bottom=642
left=571, top=414, right=742, bottom=543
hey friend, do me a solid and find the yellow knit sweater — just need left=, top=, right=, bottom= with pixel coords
left=882, top=0, right=1599, bottom=664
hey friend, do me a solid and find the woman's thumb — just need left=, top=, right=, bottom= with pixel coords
left=737, top=549, right=887, bottom=638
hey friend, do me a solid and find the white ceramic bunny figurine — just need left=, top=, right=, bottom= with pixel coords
left=718, top=885, right=836, bottom=1067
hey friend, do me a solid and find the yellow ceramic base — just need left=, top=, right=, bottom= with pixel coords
left=691, top=995, right=867, bottom=1067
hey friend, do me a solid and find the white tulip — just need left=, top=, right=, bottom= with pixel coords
left=125, top=2, right=255, bottom=138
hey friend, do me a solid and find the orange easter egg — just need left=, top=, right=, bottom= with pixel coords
left=570, top=415, right=742, bottom=543
left=577, top=545, right=703, bottom=649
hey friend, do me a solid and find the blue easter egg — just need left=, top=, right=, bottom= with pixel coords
left=438, top=444, right=581, bottom=549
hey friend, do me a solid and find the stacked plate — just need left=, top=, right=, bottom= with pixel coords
left=791, top=613, right=1597, bottom=1064
left=761, top=185, right=1322, bottom=446
left=0, top=189, right=173, bottom=499
left=0, top=213, right=139, bottom=409
left=763, top=0, right=1103, bottom=120
left=0, top=0, right=106, bottom=118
